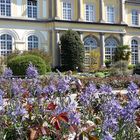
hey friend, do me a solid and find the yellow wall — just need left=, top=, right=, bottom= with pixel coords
left=126, top=4, right=140, bottom=26
left=104, top=0, right=120, bottom=23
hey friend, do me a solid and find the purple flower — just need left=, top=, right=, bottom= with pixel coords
left=0, top=95, right=3, bottom=106
left=127, top=82, right=138, bottom=99
left=67, top=99, right=78, bottom=112
left=127, top=82, right=138, bottom=92
left=43, top=84, right=56, bottom=95
left=99, top=85, right=113, bottom=94
left=0, top=89, right=4, bottom=96
left=12, top=105, right=27, bottom=116
left=26, top=63, right=38, bottom=78
left=35, top=85, right=43, bottom=96
left=3, top=67, right=13, bottom=78
left=102, top=118, right=119, bottom=133
left=0, top=89, right=4, bottom=109
left=57, top=78, right=69, bottom=93
left=85, top=83, right=97, bottom=94
left=79, top=83, right=97, bottom=106
left=69, top=111, right=81, bottom=125
left=12, top=81, right=26, bottom=96
left=102, top=132, right=114, bottom=140
left=79, top=92, right=90, bottom=106
left=101, top=99, right=122, bottom=118
left=121, top=98, right=140, bottom=122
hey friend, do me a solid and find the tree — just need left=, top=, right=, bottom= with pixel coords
left=114, top=45, right=130, bottom=62
left=89, top=48, right=100, bottom=71
left=60, top=30, right=85, bottom=71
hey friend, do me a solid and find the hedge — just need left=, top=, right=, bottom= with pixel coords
left=7, top=55, right=47, bottom=76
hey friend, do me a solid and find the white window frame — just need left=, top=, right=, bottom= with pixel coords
left=0, top=34, right=12, bottom=56
left=105, top=38, right=118, bottom=61
left=85, top=4, right=95, bottom=22
left=62, top=2, right=72, bottom=20
left=84, top=37, right=98, bottom=65
left=132, top=10, right=139, bottom=26
left=131, top=40, right=139, bottom=64
left=27, top=0, right=38, bottom=18
left=28, top=35, right=38, bottom=50
left=0, top=0, right=11, bottom=16
left=107, top=6, right=115, bottom=23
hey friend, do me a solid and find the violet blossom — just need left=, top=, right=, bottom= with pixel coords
left=43, top=84, right=56, bottom=95
left=99, top=84, right=113, bottom=95
left=79, top=83, right=97, bottom=106
left=57, top=78, right=70, bottom=94
left=68, top=111, right=81, bottom=125
left=26, top=63, right=38, bottom=78
left=127, top=82, right=139, bottom=99
left=121, top=97, right=140, bottom=122
left=3, top=67, right=13, bottom=78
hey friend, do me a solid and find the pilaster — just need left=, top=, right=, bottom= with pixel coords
left=99, top=0, right=105, bottom=23
left=54, top=0, right=60, bottom=19
left=120, top=0, right=126, bottom=24
left=100, top=33, right=105, bottom=66
left=48, top=0, right=52, bottom=19
left=78, top=0, right=83, bottom=21
left=120, top=33, right=125, bottom=45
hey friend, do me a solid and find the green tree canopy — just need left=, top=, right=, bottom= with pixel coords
left=60, top=30, right=85, bottom=71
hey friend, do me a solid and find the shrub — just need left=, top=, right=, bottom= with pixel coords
left=60, top=30, right=85, bottom=71
left=6, top=49, right=51, bottom=72
left=112, top=60, right=128, bottom=70
left=104, top=59, right=112, bottom=68
left=114, top=45, right=130, bottom=62
left=128, top=64, right=135, bottom=70
left=110, top=60, right=131, bottom=76
left=22, top=49, right=51, bottom=72
left=7, top=55, right=46, bottom=76
left=95, top=72, right=105, bottom=78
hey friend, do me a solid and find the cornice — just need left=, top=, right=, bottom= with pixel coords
left=0, top=18, right=128, bottom=27
left=53, top=19, right=128, bottom=27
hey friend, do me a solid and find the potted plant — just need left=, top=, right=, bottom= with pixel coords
left=104, top=59, right=112, bottom=68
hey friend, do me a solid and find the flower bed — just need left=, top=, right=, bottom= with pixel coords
left=0, top=66, right=139, bottom=140
left=79, top=76, right=140, bottom=89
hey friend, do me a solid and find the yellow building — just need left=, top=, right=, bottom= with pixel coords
left=0, top=0, right=140, bottom=68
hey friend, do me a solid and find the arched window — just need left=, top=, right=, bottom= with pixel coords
left=131, top=40, right=138, bottom=64
left=105, top=38, right=118, bottom=60
left=0, top=34, right=12, bottom=56
left=84, top=36, right=98, bottom=65
left=27, top=0, right=37, bottom=18
left=0, top=0, right=11, bottom=16
left=28, top=35, right=38, bottom=50
left=84, top=36, right=97, bottom=52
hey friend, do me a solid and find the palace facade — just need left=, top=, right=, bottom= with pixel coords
left=0, top=0, right=140, bottom=67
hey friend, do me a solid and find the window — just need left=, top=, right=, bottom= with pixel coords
left=84, top=36, right=97, bottom=52
left=27, top=0, right=37, bottom=18
left=84, top=37, right=97, bottom=65
left=63, top=2, right=71, bottom=20
left=28, top=35, right=38, bottom=50
left=107, top=6, right=115, bottom=23
left=0, top=0, right=11, bottom=16
left=85, top=4, right=95, bottom=22
left=132, top=10, right=139, bottom=25
left=0, top=34, right=12, bottom=56
left=131, top=40, right=138, bottom=64
left=105, top=38, right=118, bottom=60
